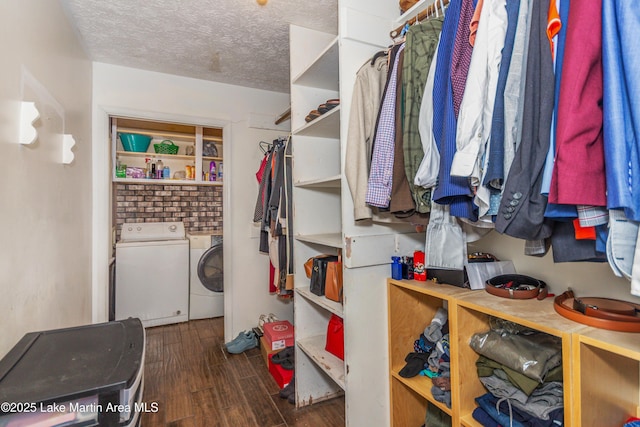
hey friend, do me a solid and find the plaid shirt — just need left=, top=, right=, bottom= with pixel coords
left=402, top=19, right=443, bottom=213
left=366, top=44, right=405, bottom=208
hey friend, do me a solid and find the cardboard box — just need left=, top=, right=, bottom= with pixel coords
left=260, top=336, right=281, bottom=367
left=268, top=353, right=294, bottom=389
left=263, top=320, right=294, bottom=351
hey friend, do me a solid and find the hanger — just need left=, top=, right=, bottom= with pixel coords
left=259, top=140, right=271, bottom=154
left=389, top=0, right=451, bottom=38
left=370, top=49, right=389, bottom=66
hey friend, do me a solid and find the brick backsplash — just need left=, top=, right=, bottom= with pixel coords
left=114, top=184, right=222, bottom=240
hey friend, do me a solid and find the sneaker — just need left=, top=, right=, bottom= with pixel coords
left=224, top=330, right=250, bottom=349
left=225, top=331, right=258, bottom=354
left=258, top=314, right=268, bottom=333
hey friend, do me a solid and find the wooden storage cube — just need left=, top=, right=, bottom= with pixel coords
left=387, top=279, right=473, bottom=425
left=453, top=305, right=494, bottom=425
left=390, top=376, right=430, bottom=427
left=574, top=329, right=640, bottom=426
left=388, top=284, right=443, bottom=371
left=455, top=294, right=580, bottom=426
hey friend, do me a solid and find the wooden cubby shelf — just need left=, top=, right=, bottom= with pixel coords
left=388, top=278, right=639, bottom=427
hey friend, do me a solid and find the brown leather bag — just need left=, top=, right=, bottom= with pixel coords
left=324, top=251, right=343, bottom=303
left=310, top=256, right=337, bottom=296
left=304, top=254, right=334, bottom=279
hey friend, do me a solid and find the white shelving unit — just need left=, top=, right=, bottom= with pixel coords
left=111, top=117, right=224, bottom=186
left=290, top=2, right=424, bottom=423
left=290, top=24, right=345, bottom=408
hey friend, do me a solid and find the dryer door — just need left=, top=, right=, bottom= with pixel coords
left=197, top=242, right=223, bottom=292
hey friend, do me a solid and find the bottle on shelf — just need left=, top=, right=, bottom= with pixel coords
left=209, top=161, right=217, bottom=181
left=115, top=160, right=126, bottom=178
left=218, top=162, right=223, bottom=181
left=156, top=159, right=164, bottom=179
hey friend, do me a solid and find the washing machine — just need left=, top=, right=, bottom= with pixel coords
left=115, top=222, right=189, bottom=327
left=188, top=233, right=224, bottom=319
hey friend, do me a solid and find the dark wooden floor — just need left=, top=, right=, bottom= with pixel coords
left=141, top=317, right=346, bottom=427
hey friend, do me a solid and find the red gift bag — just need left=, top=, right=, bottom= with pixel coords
left=325, top=314, right=344, bottom=360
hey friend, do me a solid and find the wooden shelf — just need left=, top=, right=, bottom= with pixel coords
left=116, top=151, right=223, bottom=162
left=389, top=279, right=475, bottom=300
left=460, top=414, right=483, bottom=427
left=295, top=286, right=343, bottom=318
left=297, top=335, right=345, bottom=390
left=294, top=175, right=341, bottom=188
left=572, top=327, right=640, bottom=425
left=292, top=106, right=341, bottom=138
left=113, top=178, right=223, bottom=186
left=390, top=370, right=452, bottom=415
left=388, top=279, right=582, bottom=426
left=456, top=290, right=584, bottom=337
left=576, top=326, right=640, bottom=360
left=116, top=126, right=196, bottom=142
left=116, top=151, right=195, bottom=160
left=295, top=233, right=342, bottom=248
left=291, top=37, right=339, bottom=90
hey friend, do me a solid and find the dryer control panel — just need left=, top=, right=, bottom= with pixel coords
left=120, top=221, right=186, bottom=242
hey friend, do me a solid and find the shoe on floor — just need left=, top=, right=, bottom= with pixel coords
left=224, top=330, right=251, bottom=349
left=279, top=375, right=295, bottom=399
left=225, top=331, right=258, bottom=354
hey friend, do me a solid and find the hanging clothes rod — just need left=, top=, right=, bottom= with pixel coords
left=390, top=0, right=451, bottom=38
left=274, top=107, right=291, bottom=125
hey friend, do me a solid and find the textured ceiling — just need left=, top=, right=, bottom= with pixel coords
left=61, top=0, right=338, bottom=93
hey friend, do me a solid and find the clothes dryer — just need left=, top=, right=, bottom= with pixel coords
left=115, top=222, right=189, bottom=327
left=188, top=233, right=224, bottom=319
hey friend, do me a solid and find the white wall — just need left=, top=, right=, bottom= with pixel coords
left=470, top=231, right=640, bottom=304
left=0, top=1, right=93, bottom=355
left=91, top=63, right=293, bottom=341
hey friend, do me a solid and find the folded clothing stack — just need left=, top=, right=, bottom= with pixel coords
left=305, top=99, right=340, bottom=122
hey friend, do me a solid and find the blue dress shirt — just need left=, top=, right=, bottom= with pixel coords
left=603, top=0, right=640, bottom=221
left=431, top=0, right=477, bottom=220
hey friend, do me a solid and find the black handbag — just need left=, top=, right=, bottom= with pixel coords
left=310, top=255, right=338, bottom=296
